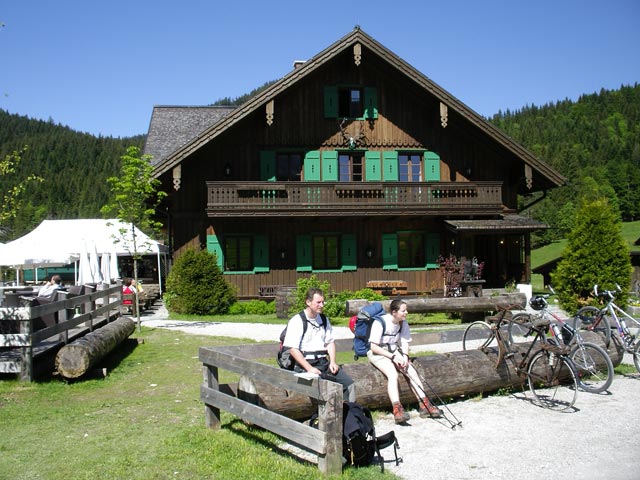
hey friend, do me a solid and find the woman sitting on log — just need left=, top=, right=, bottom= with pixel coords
left=368, top=298, right=444, bottom=424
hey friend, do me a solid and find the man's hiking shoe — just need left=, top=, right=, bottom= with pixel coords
left=392, top=403, right=410, bottom=424
left=419, top=400, right=444, bottom=419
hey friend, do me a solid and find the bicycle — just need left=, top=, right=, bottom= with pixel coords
left=462, top=305, right=579, bottom=411
left=506, top=294, right=613, bottom=394
left=570, top=284, right=640, bottom=373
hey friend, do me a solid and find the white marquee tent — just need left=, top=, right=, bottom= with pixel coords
left=0, top=219, right=169, bottom=288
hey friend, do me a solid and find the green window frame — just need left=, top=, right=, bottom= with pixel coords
left=365, top=151, right=381, bottom=181
left=296, top=233, right=356, bottom=272
left=322, top=150, right=338, bottom=181
left=260, top=151, right=276, bottom=181
left=304, top=150, right=321, bottom=181
left=424, top=151, right=441, bottom=182
left=382, top=231, right=440, bottom=270
left=383, top=151, right=399, bottom=181
left=206, top=234, right=270, bottom=273
left=324, top=85, right=378, bottom=120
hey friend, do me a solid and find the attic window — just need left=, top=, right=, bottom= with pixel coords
left=339, top=88, right=363, bottom=118
left=324, top=86, right=377, bottom=119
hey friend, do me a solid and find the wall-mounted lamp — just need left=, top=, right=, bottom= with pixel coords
left=224, top=163, right=231, bottom=177
left=365, top=246, right=373, bottom=259
left=279, top=248, right=286, bottom=260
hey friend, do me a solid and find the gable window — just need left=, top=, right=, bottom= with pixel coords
left=276, top=152, right=302, bottom=181
left=325, top=86, right=377, bottom=119
left=313, top=234, right=340, bottom=270
left=398, top=153, right=422, bottom=182
left=339, top=153, right=364, bottom=181
left=225, top=236, right=252, bottom=271
left=339, top=88, right=363, bottom=118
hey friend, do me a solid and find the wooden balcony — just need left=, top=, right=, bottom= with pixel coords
left=206, top=181, right=504, bottom=217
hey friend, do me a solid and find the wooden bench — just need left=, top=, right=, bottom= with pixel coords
left=366, top=280, right=408, bottom=296
left=258, top=285, right=283, bottom=299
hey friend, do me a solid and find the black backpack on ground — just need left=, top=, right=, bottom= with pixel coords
left=342, top=401, right=401, bottom=472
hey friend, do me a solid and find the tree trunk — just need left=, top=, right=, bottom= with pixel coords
left=345, top=293, right=526, bottom=316
left=55, top=317, right=135, bottom=379
left=235, top=331, right=620, bottom=420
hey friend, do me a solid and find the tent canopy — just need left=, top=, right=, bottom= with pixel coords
left=0, top=219, right=168, bottom=268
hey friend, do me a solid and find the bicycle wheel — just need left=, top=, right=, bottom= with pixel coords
left=572, top=306, right=611, bottom=347
left=527, top=350, right=578, bottom=411
left=633, top=340, right=640, bottom=373
left=508, top=313, right=534, bottom=346
left=462, top=321, right=496, bottom=351
left=570, top=342, right=614, bottom=393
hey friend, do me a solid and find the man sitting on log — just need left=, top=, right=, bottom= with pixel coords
left=282, top=287, right=356, bottom=402
left=368, top=298, right=444, bottom=424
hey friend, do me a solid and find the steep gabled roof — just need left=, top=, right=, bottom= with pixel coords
left=150, top=27, right=566, bottom=188
left=144, top=106, right=235, bottom=166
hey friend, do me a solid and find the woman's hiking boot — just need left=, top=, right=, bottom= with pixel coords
left=392, top=402, right=410, bottom=424
left=419, top=398, right=444, bottom=419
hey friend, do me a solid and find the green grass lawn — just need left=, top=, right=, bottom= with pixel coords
left=0, top=328, right=396, bottom=480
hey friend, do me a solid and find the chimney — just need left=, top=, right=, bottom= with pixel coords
left=293, top=60, right=305, bottom=70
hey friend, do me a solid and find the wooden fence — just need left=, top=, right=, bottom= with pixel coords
left=199, top=344, right=344, bottom=475
left=0, top=284, right=122, bottom=381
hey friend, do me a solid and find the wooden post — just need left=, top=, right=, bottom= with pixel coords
left=19, top=311, right=34, bottom=382
left=203, top=364, right=221, bottom=429
left=317, top=379, right=343, bottom=475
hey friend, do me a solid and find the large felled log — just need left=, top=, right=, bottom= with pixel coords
left=345, top=293, right=527, bottom=316
left=55, top=317, right=135, bottom=379
left=235, top=331, right=620, bottom=420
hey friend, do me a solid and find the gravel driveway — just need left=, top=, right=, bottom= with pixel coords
left=141, top=303, right=639, bottom=480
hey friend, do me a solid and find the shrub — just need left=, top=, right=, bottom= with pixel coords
left=288, top=274, right=385, bottom=318
left=164, top=248, right=236, bottom=315
left=551, top=198, right=632, bottom=313
left=228, top=300, right=276, bottom=315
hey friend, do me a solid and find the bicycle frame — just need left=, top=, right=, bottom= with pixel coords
left=601, top=294, right=639, bottom=348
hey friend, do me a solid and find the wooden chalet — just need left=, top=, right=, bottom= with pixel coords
left=144, top=27, right=566, bottom=299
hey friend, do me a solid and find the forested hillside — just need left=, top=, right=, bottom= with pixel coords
left=0, top=110, right=143, bottom=240
left=490, top=83, right=640, bottom=246
left=1, top=83, right=638, bottom=245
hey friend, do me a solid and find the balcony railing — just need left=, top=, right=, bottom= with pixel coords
left=206, top=181, right=504, bottom=217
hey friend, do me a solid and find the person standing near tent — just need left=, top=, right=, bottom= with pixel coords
left=368, top=298, right=444, bottom=424
left=37, top=274, right=63, bottom=300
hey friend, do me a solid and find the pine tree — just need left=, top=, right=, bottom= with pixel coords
left=551, top=198, right=632, bottom=313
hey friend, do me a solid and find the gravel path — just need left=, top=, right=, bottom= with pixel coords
left=139, top=303, right=640, bottom=480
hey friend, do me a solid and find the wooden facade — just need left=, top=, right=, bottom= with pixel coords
left=145, top=28, right=566, bottom=299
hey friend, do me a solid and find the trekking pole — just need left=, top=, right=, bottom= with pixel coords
left=395, top=359, right=462, bottom=429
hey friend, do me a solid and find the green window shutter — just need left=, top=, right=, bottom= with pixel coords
left=365, top=151, right=381, bottom=181
left=206, top=234, right=224, bottom=270
left=382, top=233, right=398, bottom=270
left=341, top=233, right=356, bottom=271
left=304, top=151, right=321, bottom=181
left=253, top=235, right=269, bottom=273
left=322, top=150, right=338, bottom=181
left=324, top=86, right=338, bottom=118
left=383, top=151, right=399, bottom=181
left=424, top=151, right=441, bottom=182
left=260, top=151, right=276, bottom=181
left=363, top=87, right=378, bottom=119
left=424, top=232, right=440, bottom=268
left=296, top=235, right=312, bottom=272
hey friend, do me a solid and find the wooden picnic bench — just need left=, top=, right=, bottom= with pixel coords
left=366, top=280, right=408, bottom=296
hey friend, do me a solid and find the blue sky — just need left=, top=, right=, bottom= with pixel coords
left=2, top=0, right=639, bottom=138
